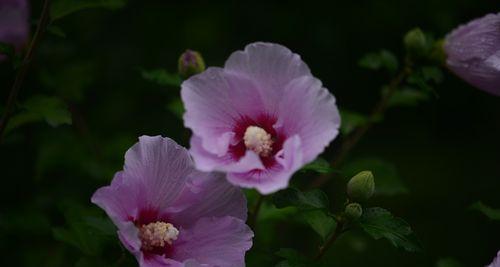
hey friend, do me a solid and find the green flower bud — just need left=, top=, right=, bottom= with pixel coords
left=178, top=49, right=206, bottom=79
left=347, top=171, right=375, bottom=202
left=344, top=203, right=363, bottom=220
left=404, top=28, right=429, bottom=58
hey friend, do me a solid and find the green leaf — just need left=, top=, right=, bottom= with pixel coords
left=6, top=95, right=72, bottom=133
left=275, top=248, right=318, bottom=267
left=358, top=207, right=422, bottom=252
left=0, top=42, right=15, bottom=58
left=273, top=187, right=330, bottom=211
left=385, top=86, right=430, bottom=107
left=47, top=25, right=66, bottom=38
left=343, top=158, right=408, bottom=196
left=166, top=98, right=184, bottom=119
left=359, top=50, right=399, bottom=74
left=141, top=68, right=181, bottom=87
left=298, top=210, right=337, bottom=241
left=84, top=216, right=116, bottom=236
left=39, top=61, right=96, bottom=101
left=340, top=109, right=369, bottom=135
left=421, top=66, right=444, bottom=84
left=435, top=258, right=464, bottom=267
left=469, top=201, right=500, bottom=221
left=51, top=0, right=127, bottom=21
left=300, top=158, right=334, bottom=174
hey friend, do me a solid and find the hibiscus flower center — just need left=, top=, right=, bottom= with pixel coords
left=243, top=126, right=274, bottom=157
left=139, top=221, right=179, bottom=252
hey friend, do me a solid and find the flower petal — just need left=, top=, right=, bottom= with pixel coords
left=123, top=136, right=192, bottom=212
left=168, top=172, right=247, bottom=228
left=488, top=250, right=500, bottom=267
left=91, top=171, right=143, bottom=224
left=227, top=135, right=303, bottom=194
left=224, top=42, right=311, bottom=110
left=189, top=134, right=264, bottom=173
left=0, top=0, right=30, bottom=52
left=445, top=13, right=500, bottom=95
left=181, top=67, right=267, bottom=155
left=172, top=216, right=253, bottom=267
left=275, top=75, right=340, bottom=163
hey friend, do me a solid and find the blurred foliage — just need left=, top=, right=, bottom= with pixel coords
left=1, top=1, right=500, bottom=267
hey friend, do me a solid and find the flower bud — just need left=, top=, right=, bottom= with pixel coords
left=344, top=203, right=363, bottom=220
left=347, top=171, right=375, bottom=202
left=404, top=28, right=428, bottom=58
left=178, top=49, right=206, bottom=79
left=444, top=13, right=500, bottom=96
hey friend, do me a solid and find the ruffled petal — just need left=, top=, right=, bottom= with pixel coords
left=181, top=67, right=267, bottom=155
left=123, top=136, right=192, bottom=212
left=488, top=250, right=500, bottom=267
left=445, top=13, right=500, bottom=95
left=172, top=216, right=253, bottom=267
left=189, top=134, right=264, bottom=173
left=227, top=135, right=303, bottom=194
left=91, top=171, right=144, bottom=224
left=224, top=42, right=311, bottom=111
left=275, top=75, right=340, bottom=163
left=168, top=173, right=247, bottom=228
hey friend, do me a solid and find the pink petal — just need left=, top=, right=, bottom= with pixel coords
left=227, top=135, right=303, bottom=194
left=168, top=173, right=247, bottom=228
left=123, top=136, right=192, bottom=211
left=275, top=75, right=340, bottom=163
left=172, top=216, right=253, bottom=267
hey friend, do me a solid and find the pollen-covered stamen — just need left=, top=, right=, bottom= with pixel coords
left=243, top=126, right=274, bottom=157
left=139, top=221, right=179, bottom=251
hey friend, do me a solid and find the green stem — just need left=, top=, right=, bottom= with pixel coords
left=0, top=0, right=51, bottom=142
left=248, top=194, right=265, bottom=230
left=315, top=219, right=345, bottom=260
left=308, top=65, right=412, bottom=189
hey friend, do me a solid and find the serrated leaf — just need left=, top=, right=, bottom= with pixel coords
left=436, top=258, right=464, bottom=267
left=39, top=61, right=96, bottom=101
left=47, top=25, right=66, bottom=38
left=300, top=157, right=334, bottom=174
left=141, top=68, right=181, bottom=87
left=273, top=187, right=330, bottom=211
left=275, top=248, right=318, bottom=267
left=343, top=158, right=408, bottom=196
left=469, top=201, right=500, bottom=221
left=359, top=50, right=398, bottom=74
left=340, top=109, right=369, bottom=135
left=358, top=207, right=422, bottom=252
left=51, top=0, right=127, bottom=21
left=84, top=216, right=116, bottom=236
left=385, top=86, right=430, bottom=107
left=167, top=98, right=184, bottom=119
left=6, top=95, right=72, bottom=133
left=298, top=210, right=336, bottom=241
left=421, top=66, right=444, bottom=84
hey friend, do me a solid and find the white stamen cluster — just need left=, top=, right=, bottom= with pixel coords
left=243, top=126, right=274, bottom=157
left=139, top=222, right=179, bottom=251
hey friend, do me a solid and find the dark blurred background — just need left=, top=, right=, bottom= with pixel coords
left=1, top=1, right=499, bottom=266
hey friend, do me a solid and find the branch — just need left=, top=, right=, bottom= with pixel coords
left=308, top=65, right=412, bottom=189
left=0, top=0, right=51, bottom=142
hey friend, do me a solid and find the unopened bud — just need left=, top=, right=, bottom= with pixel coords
left=347, top=171, right=375, bottom=202
left=344, top=203, right=363, bottom=220
left=404, top=28, right=428, bottom=58
left=178, top=49, right=205, bottom=79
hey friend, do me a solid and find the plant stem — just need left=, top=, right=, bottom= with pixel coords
left=308, top=65, right=412, bottom=189
left=0, top=0, right=51, bottom=142
left=315, top=219, right=345, bottom=260
left=248, top=194, right=265, bottom=230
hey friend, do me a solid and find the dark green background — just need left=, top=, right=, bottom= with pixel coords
left=1, top=1, right=499, bottom=266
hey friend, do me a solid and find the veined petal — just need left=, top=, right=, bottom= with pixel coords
left=172, top=216, right=253, bottom=267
